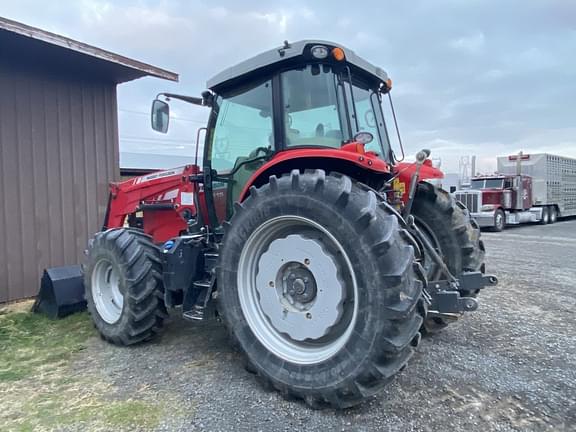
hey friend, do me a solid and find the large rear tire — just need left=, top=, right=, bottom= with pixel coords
left=218, top=170, right=423, bottom=409
left=412, top=182, right=486, bottom=334
left=84, top=228, right=167, bottom=345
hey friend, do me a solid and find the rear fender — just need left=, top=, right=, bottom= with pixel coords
left=238, top=147, right=391, bottom=201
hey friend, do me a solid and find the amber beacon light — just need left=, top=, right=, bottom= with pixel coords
left=332, top=47, right=345, bottom=61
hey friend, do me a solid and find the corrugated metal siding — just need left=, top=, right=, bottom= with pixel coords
left=0, top=65, right=119, bottom=302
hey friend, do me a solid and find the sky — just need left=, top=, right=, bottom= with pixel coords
left=2, top=0, right=576, bottom=173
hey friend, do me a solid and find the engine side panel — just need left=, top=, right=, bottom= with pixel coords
left=394, top=161, right=444, bottom=203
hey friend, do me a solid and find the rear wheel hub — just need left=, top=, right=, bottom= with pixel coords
left=256, top=234, right=343, bottom=341
left=281, top=264, right=317, bottom=308
left=237, top=216, right=358, bottom=364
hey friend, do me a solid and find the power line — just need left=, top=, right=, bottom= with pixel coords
left=119, top=108, right=207, bottom=124
left=120, top=135, right=195, bottom=144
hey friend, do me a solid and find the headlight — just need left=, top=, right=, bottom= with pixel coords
left=311, top=45, right=329, bottom=59
left=481, top=204, right=496, bottom=211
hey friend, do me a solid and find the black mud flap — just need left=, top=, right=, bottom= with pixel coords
left=32, top=265, right=86, bottom=319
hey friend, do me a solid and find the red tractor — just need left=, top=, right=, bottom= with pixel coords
left=85, top=41, right=495, bottom=408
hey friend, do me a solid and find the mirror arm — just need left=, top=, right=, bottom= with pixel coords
left=157, top=92, right=211, bottom=107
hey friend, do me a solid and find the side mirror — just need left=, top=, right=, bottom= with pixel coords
left=151, top=99, right=169, bottom=133
left=354, top=131, right=374, bottom=144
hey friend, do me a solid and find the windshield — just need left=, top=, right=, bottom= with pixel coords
left=485, top=179, right=504, bottom=189
left=281, top=65, right=344, bottom=148
left=470, top=180, right=484, bottom=190
left=350, top=83, right=390, bottom=157
left=470, top=179, right=504, bottom=189
left=280, top=65, right=391, bottom=161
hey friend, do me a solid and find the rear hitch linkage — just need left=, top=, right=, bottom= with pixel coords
left=406, top=215, right=498, bottom=315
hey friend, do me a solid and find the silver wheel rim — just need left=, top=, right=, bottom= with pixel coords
left=496, top=212, right=504, bottom=230
left=237, top=215, right=358, bottom=365
left=91, top=258, right=123, bottom=324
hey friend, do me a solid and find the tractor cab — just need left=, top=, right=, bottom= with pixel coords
left=152, top=40, right=395, bottom=224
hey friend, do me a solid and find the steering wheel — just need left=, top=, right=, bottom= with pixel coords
left=248, top=146, right=271, bottom=159
left=364, top=110, right=376, bottom=128
left=214, top=137, right=230, bottom=156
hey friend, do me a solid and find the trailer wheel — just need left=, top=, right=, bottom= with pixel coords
left=85, top=228, right=167, bottom=345
left=412, top=182, right=486, bottom=334
left=540, top=206, right=550, bottom=225
left=493, top=209, right=506, bottom=232
left=218, top=170, right=423, bottom=409
left=549, top=206, right=557, bottom=224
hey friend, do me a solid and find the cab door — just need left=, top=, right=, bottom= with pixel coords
left=205, top=79, right=275, bottom=224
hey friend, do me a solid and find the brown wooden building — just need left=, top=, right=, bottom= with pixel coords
left=0, top=17, right=178, bottom=302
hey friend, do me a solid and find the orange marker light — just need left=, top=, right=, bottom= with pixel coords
left=386, top=78, right=393, bottom=89
left=332, top=47, right=345, bottom=61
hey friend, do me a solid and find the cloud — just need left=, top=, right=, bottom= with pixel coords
left=450, top=32, right=485, bottom=53
left=2, top=0, right=575, bottom=173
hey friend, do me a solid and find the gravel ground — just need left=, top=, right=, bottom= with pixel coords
left=75, top=218, right=576, bottom=431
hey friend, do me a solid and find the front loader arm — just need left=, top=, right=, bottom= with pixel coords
left=104, top=165, right=201, bottom=243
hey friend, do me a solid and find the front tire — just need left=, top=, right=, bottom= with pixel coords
left=493, top=208, right=506, bottom=232
left=218, top=170, right=423, bottom=409
left=85, top=228, right=167, bottom=345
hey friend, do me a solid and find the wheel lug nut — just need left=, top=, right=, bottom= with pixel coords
left=269, top=281, right=274, bottom=287
left=306, top=313, right=312, bottom=319
left=304, top=258, right=310, bottom=265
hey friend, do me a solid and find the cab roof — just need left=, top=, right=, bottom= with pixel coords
left=206, top=40, right=390, bottom=92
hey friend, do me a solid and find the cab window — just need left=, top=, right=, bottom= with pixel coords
left=352, top=85, right=385, bottom=156
left=211, top=80, right=273, bottom=173
left=281, top=65, right=345, bottom=148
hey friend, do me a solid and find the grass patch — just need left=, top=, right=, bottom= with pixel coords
left=104, top=400, right=162, bottom=427
left=0, top=310, right=93, bottom=382
left=0, top=305, right=168, bottom=431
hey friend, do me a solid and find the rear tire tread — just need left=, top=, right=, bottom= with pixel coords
left=412, top=182, right=486, bottom=335
left=218, top=170, right=424, bottom=409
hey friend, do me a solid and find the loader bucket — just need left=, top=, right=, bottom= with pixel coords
left=32, top=265, right=86, bottom=319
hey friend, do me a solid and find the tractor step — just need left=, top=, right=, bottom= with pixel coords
left=183, top=306, right=206, bottom=321
left=193, top=280, right=212, bottom=289
left=182, top=277, right=214, bottom=321
left=426, top=311, right=460, bottom=321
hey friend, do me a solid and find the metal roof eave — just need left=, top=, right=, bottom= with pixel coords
left=0, top=16, right=178, bottom=82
